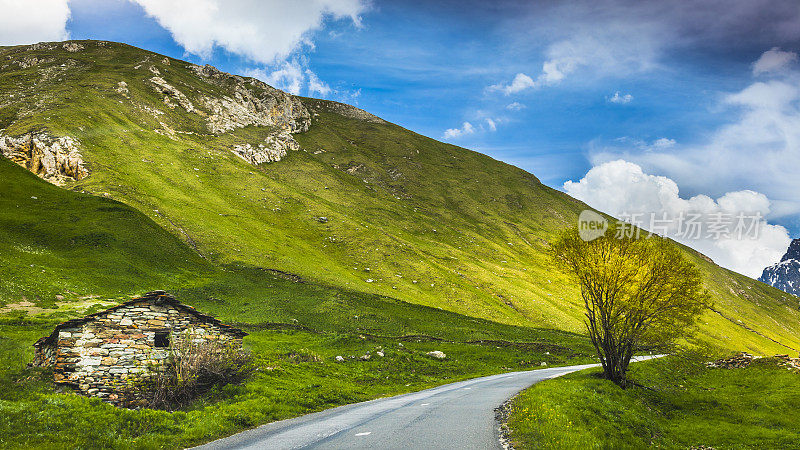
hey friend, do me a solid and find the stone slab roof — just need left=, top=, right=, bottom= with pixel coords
left=34, top=291, right=247, bottom=347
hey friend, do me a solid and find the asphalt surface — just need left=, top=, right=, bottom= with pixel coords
left=197, top=356, right=658, bottom=450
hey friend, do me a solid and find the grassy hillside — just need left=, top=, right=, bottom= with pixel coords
left=1, top=40, right=799, bottom=354
left=0, top=153, right=597, bottom=448
left=506, top=353, right=800, bottom=449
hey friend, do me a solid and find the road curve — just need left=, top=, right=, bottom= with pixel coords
left=196, top=357, right=657, bottom=450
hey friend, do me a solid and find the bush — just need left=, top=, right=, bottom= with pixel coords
left=132, top=334, right=254, bottom=410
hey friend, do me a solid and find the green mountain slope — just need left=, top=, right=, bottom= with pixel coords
left=1, top=40, right=798, bottom=354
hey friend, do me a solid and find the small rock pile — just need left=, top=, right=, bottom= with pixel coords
left=705, top=352, right=760, bottom=369
left=706, top=352, right=800, bottom=371
left=776, top=354, right=800, bottom=372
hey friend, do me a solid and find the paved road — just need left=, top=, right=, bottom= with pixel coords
left=197, top=357, right=658, bottom=450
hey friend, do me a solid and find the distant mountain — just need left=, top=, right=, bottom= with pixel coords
left=760, top=239, right=800, bottom=297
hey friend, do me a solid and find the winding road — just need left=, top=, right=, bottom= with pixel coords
left=197, top=357, right=658, bottom=449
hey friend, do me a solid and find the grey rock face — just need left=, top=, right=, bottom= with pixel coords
left=62, top=42, right=84, bottom=52
left=759, top=239, right=800, bottom=297
left=149, top=76, right=195, bottom=112
left=198, top=78, right=311, bottom=135
left=230, top=132, right=301, bottom=165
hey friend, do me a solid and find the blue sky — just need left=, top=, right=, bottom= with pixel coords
left=3, top=0, right=800, bottom=277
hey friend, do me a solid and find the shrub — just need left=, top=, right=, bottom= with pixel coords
left=131, top=333, right=254, bottom=410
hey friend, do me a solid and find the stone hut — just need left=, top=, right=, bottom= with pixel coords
left=31, top=291, right=246, bottom=406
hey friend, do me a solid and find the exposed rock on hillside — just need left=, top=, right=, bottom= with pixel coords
left=759, top=239, right=800, bottom=297
left=0, top=132, right=87, bottom=183
left=62, top=42, right=84, bottom=52
left=148, top=76, right=195, bottom=112
left=231, top=132, right=301, bottom=165
left=190, top=64, right=310, bottom=135
left=707, top=352, right=800, bottom=371
left=116, top=81, right=129, bottom=98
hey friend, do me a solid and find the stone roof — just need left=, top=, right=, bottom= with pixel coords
left=34, top=291, right=247, bottom=347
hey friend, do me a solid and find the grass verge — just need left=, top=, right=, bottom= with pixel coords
left=507, top=352, right=800, bottom=449
left=0, top=316, right=593, bottom=449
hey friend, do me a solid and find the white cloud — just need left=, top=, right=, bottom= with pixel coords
left=488, top=73, right=535, bottom=95
left=565, top=160, right=790, bottom=278
left=244, top=61, right=347, bottom=100
left=651, top=137, right=675, bottom=149
left=613, top=136, right=676, bottom=151
left=443, top=115, right=506, bottom=139
left=443, top=122, right=475, bottom=139
left=306, top=69, right=331, bottom=96
left=244, top=60, right=304, bottom=95
left=506, top=102, right=526, bottom=111
left=593, top=55, right=800, bottom=224
left=608, top=91, right=633, bottom=104
left=0, top=0, right=70, bottom=46
left=753, top=47, right=798, bottom=76
left=488, top=32, right=657, bottom=95
left=132, top=0, right=368, bottom=64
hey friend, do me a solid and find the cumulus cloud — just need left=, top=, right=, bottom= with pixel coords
left=565, top=160, right=791, bottom=278
left=443, top=122, right=475, bottom=139
left=488, top=73, right=535, bottom=95
left=593, top=52, right=800, bottom=224
left=608, top=91, right=633, bottom=104
left=506, top=102, right=526, bottom=111
left=132, top=0, right=368, bottom=64
left=752, top=47, right=798, bottom=75
left=442, top=115, right=505, bottom=139
left=0, top=0, right=70, bottom=46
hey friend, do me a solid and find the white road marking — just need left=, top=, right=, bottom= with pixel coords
left=354, top=432, right=371, bottom=437
left=420, top=403, right=430, bottom=406
left=463, top=387, right=471, bottom=390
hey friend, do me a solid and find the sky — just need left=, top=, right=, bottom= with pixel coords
left=1, top=0, right=800, bottom=278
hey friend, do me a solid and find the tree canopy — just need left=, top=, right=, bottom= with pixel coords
left=551, top=226, right=710, bottom=386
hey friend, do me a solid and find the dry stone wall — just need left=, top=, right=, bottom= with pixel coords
left=33, top=298, right=243, bottom=406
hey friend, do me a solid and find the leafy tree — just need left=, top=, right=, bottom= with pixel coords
left=551, top=226, right=710, bottom=387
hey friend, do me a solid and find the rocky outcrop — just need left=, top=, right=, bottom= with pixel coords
left=759, top=239, right=800, bottom=297
left=148, top=76, right=195, bottom=112
left=231, top=132, right=301, bottom=165
left=185, top=63, right=312, bottom=163
left=14, top=56, right=54, bottom=69
left=116, top=81, right=129, bottom=98
left=193, top=65, right=310, bottom=135
left=0, top=132, right=88, bottom=183
left=63, top=42, right=84, bottom=52
left=201, top=90, right=310, bottom=134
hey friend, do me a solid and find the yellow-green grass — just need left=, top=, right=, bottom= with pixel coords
left=1, top=40, right=798, bottom=355
left=1, top=157, right=598, bottom=448
left=0, top=319, right=594, bottom=449
left=507, top=353, right=800, bottom=449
